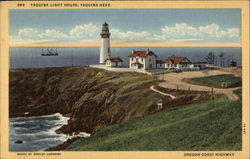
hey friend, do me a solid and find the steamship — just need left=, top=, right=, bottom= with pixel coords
left=41, top=48, right=59, bottom=56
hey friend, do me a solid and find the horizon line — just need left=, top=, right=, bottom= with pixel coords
left=9, top=43, right=241, bottom=48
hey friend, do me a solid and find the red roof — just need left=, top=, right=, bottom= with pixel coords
left=129, top=50, right=157, bottom=58
left=156, top=60, right=165, bottom=64
left=165, top=56, right=191, bottom=64
left=105, top=57, right=123, bottom=62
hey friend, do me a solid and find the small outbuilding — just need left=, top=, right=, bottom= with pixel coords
left=165, top=56, right=207, bottom=70
left=190, top=62, right=207, bottom=70
left=165, top=56, right=192, bottom=70
left=105, top=57, right=123, bottom=67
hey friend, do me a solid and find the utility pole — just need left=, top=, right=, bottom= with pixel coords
left=71, top=49, right=74, bottom=67
left=211, top=87, right=214, bottom=107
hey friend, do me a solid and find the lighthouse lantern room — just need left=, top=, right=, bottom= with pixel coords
left=100, top=22, right=111, bottom=64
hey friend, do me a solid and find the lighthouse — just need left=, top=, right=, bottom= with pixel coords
left=100, top=22, right=111, bottom=64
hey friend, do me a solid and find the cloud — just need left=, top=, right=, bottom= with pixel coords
left=18, top=28, right=68, bottom=40
left=69, top=23, right=98, bottom=39
left=161, top=23, right=240, bottom=39
left=11, top=23, right=100, bottom=44
left=110, top=29, right=150, bottom=41
left=11, top=22, right=240, bottom=45
left=218, top=28, right=239, bottom=38
left=10, top=36, right=53, bottom=44
left=18, top=28, right=39, bottom=38
left=39, top=29, right=68, bottom=39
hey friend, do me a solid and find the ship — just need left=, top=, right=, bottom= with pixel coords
left=41, top=48, right=59, bottom=56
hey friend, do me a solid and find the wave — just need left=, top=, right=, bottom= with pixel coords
left=34, top=136, right=69, bottom=142
left=9, top=121, right=27, bottom=125
left=11, top=127, right=30, bottom=131
left=10, top=113, right=69, bottom=120
left=9, top=112, right=72, bottom=151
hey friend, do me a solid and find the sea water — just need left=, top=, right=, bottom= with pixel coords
left=10, top=47, right=241, bottom=69
left=9, top=113, right=70, bottom=151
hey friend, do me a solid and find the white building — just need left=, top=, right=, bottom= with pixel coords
left=165, top=56, right=191, bottom=70
left=129, top=49, right=157, bottom=69
left=105, top=58, right=123, bottom=67
left=189, top=62, right=207, bottom=70
left=165, top=56, right=207, bottom=70
left=100, top=22, right=111, bottom=64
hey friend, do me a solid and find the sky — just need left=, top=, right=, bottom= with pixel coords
left=9, top=9, right=241, bottom=47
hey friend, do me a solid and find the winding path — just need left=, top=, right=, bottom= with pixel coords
left=157, top=70, right=241, bottom=101
left=150, top=85, right=176, bottom=99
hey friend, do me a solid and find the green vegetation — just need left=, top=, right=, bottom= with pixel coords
left=66, top=89, right=242, bottom=151
left=183, top=74, right=241, bottom=88
left=182, top=69, right=203, bottom=72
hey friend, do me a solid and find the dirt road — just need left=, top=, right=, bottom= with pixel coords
left=158, top=70, right=241, bottom=101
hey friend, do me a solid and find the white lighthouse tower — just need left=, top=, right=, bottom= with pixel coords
left=100, top=22, right=111, bottom=64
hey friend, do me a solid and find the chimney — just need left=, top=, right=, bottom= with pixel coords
left=132, top=49, right=135, bottom=54
left=146, top=48, right=149, bottom=54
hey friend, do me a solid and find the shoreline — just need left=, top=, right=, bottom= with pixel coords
left=10, top=112, right=91, bottom=151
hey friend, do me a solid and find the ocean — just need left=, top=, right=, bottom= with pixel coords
left=10, top=47, right=241, bottom=69
left=9, top=113, right=70, bottom=151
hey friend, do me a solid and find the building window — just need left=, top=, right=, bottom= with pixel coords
left=160, top=64, right=162, bottom=67
left=149, top=58, right=151, bottom=62
left=131, top=58, right=133, bottom=61
left=141, top=58, right=143, bottom=62
left=174, top=64, right=177, bottom=67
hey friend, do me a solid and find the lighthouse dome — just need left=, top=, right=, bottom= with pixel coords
left=101, top=22, right=110, bottom=37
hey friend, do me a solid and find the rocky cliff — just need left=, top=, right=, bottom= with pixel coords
left=9, top=66, right=163, bottom=134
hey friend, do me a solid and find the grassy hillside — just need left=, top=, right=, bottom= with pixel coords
left=183, top=74, right=241, bottom=88
left=66, top=89, right=242, bottom=151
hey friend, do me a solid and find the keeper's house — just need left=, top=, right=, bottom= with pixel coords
left=105, top=57, right=123, bottom=67
left=129, top=49, right=157, bottom=69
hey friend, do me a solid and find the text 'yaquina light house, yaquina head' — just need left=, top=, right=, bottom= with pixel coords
left=100, top=22, right=111, bottom=64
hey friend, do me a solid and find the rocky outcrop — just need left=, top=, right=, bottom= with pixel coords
left=9, top=66, right=162, bottom=134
